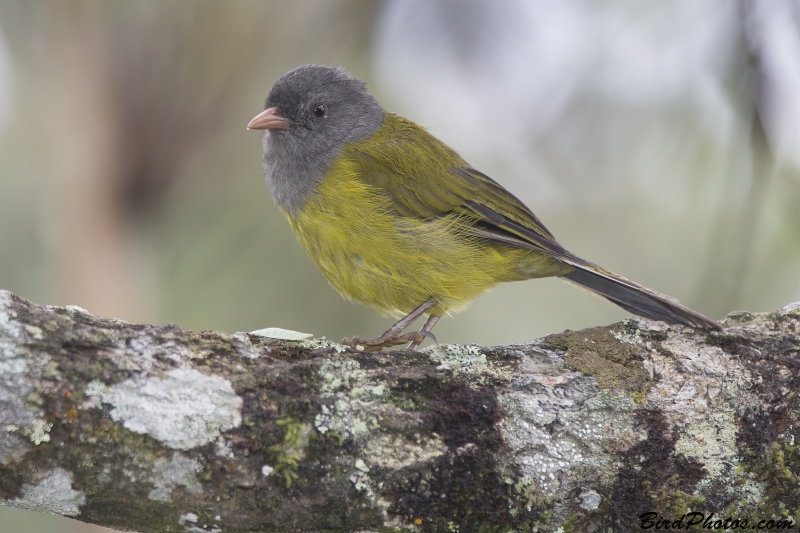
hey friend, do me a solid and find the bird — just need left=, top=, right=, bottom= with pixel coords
left=248, top=65, right=721, bottom=351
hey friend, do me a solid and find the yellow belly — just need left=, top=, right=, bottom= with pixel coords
left=285, top=158, right=569, bottom=317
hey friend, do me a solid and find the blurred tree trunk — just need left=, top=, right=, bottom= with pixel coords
left=1, top=0, right=380, bottom=326
left=1, top=290, right=798, bottom=533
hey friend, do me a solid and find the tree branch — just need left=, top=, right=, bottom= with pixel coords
left=1, top=289, right=799, bottom=532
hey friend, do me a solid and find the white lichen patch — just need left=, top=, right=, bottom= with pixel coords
left=730, top=476, right=767, bottom=510
left=610, top=318, right=665, bottom=347
left=148, top=453, right=203, bottom=502
left=647, top=330, right=753, bottom=417
left=178, top=512, right=198, bottom=525
left=314, top=397, right=371, bottom=441
left=23, top=325, right=43, bottom=340
left=674, top=410, right=738, bottom=482
left=0, top=374, right=40, bottom=465
left=579, top=489, right=602, bottom=511
left=82, top=379, right=113, bottom=410
left=4, top=467, right=86, bottom=516
left=362, top=433, right=448, bottom=470
left=0, top=356, right=30, bottom=376
left=186, top=527, right=222, bottom=533
left=109, top=336, right=200, bottom=374
left=427, top=344, right=485, bottom=369
left=297, top=337, right=348, bottom=352
left=215, top=435, right=235, bottom=458
left=312, top=351, right=450, bottom=524
left=27, top=418, right=52, bottom=445
left=248, top=327, right=313, bottom=340
left=93, top=368, right=242, bottom=449
left=499, top=356, right=642, bottom=497
left=354, top=458, right=370, bottom=472
left=314, top=355, right=379, bottom=441
left=724, top=304, right=800, bottom=334
left=426, top=344, right=516, bottom=383
left=180, top=511, right=223, bottom=533
left=349, top=469, right=375, bottom=498
left=511, top=433, right=587, bottom=496
left=318, top=356, right=364, bottom=394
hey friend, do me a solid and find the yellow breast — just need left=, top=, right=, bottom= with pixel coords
left=284, top=154, right=559, bottom=318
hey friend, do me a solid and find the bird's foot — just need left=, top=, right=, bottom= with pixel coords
left=407, top=330, right=438, bottom=351
left=342, top=330, right=425, bottom=352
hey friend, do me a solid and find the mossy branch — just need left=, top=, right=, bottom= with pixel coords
left=0, top=289, right=799, bottom=532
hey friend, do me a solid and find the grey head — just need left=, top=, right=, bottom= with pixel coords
left=248, top=65, right=385, bottom=213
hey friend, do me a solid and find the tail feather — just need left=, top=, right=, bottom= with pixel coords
left=560, top=266, right=721, bottom=331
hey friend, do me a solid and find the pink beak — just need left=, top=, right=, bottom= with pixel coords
left=247, top=107, right=289, bottom=130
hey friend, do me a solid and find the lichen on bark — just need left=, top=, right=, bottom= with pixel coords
left=1, top=290, right=799, bottom=533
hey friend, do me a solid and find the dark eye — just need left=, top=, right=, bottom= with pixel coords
left=313, top=104, right=326, bottom=118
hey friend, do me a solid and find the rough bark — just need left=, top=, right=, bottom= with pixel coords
left=1, top=289, right=799, bottom=533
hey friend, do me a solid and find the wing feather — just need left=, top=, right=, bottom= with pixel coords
left=346, top=114, right=721, bottom=330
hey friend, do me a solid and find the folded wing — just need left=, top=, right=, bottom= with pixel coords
left=351, top=114, right=721, bottom=330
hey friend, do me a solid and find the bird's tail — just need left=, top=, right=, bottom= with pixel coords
left=559, top=263, right=721, bottom=330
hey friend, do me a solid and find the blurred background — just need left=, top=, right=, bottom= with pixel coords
left=0, top=1, right=797, bottom=531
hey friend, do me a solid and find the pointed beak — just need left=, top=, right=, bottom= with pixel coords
left=247, top=107, right=289, bottom=130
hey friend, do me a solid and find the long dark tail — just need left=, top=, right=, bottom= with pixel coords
left=560, top=265, right=721, bottom=330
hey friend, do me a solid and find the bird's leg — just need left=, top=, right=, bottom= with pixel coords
left=343, top=298, right=437, bottom=351
left=408, top=314, right=440, bottom=351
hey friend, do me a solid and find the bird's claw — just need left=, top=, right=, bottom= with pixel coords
left=408, top=330, right=438, bottom=351
left=342, top=331, right=425, bottom=352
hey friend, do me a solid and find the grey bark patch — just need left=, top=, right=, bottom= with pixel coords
left=603, top=411, right=705, bottom=531
left=0, top=432, right=29, bottom=465
left=0, top=290, right=23, bottom=339
left=383, top=379, right=535, bottom=531
left=1, top=294, right=49, bottom=457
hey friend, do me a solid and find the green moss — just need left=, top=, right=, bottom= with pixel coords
left=268, top=417, right=312, bottom=489
left=559, top=512, right=581, bottom=533
left=631, top=390, right=647, bottom=405
left=514, top=478, right=550, bottom=520
left=734, top=440, right=800, bottom=523
left=654, top=489, right=706, bottom=520
left=189, top=509, right=218, bottom=530
left=545, top=326, right=649, bottom=394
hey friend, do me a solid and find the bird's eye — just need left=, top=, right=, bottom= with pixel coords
left=313, top=104, right=326, bottom=118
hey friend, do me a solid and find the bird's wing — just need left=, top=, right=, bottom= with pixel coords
left=348, top=115, right=722, bottom=330
left=349, top=114, right=567, bottom=256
